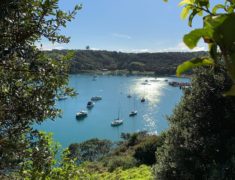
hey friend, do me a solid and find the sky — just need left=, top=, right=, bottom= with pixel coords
left=40, top=0, right=209, bottom=52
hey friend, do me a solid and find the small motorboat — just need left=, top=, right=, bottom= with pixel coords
left=129, top=111, right=138, bottom=117
left=91, top=96, right=102, bottom=101
left=76, top=111, right=88, bottom=119
left=87, top=101, right=95, bottom=108
left=127, top=94, right=132, bottom=98
left=141, top=98, right=145, bottom=102
left=111, top=119, right=123, bottom=127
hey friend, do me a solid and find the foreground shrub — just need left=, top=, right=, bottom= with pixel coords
left=155, top=66, right=235, bottom=179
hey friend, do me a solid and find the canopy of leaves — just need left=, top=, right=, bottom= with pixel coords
left=155, top=66, right=235, bottom=179
left=174, top=0, right=235, bottom=95
left=0, top=0, right=80, bottom=175
left=68, top=138, right=112, bottom=164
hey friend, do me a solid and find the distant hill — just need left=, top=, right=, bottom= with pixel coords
left=45, top=50, right=207, bottom=75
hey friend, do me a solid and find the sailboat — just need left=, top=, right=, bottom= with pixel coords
left=111, top=106, right=123, bottom=127
left=129, top=97, right=137, bottom=116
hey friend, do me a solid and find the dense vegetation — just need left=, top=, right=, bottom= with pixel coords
left=155, top=66, right=235, bottom=179
left=68, top=132, right=161, bottom=171
left=45, top=49, right=207, bottom=75
left=9, top=132, right=156, bottom=179
left=0, top=0, right=81, bottom=177
left=1, top=0, right=235, bottom=179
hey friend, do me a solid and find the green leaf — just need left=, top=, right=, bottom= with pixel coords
left=183, top=28, right=212, bottom=49
left=181, top=7, right=191, bottom=19
left=203, top=14, right=235, bottom=49
left=179, top=0, right=194, bottom=7
left=212, top=4, right=225, bottom=14
left=176, top=57, right=214, bottom=76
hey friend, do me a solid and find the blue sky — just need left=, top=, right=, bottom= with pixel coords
left=41, top=0, right=208, bottom=52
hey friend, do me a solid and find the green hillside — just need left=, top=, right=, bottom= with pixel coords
left=45, top=50, right=207, bottom=75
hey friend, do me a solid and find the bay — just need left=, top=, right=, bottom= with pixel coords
left=35, top=74, right=189, bottom=148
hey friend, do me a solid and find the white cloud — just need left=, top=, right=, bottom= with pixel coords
left=112, top=33, right=132, bottom=39
left=117, top=48, right=152, bottom=53
left=90, top=47, right=101, bottom=51
left=36, top=43, right=64, bottom=51
left=159, top=42, right=206, bottom=52
left=130, top=49, right=151, bottom=53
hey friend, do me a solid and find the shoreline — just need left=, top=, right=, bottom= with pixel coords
left=69, top=69, right=191, bottom=78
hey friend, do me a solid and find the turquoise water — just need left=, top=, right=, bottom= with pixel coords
left=35, top=74, right=188, bottom=148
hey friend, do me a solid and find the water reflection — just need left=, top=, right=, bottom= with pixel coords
left=130, top=77, right=168, bottom=105
left=129, top=77, right=168, bottom=134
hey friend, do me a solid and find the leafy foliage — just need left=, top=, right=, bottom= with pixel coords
left=94, top=165, right=153, bottom=180
left=19, top=132, right=59, bottom=179
left=0, top=0, right=80, bottom=175
left=133, top=136, right=158, bottom=165
left=164, top=0, right=235, bottom=95
left=176, top=57, right=213, bottom=76
left=68, top=138, right=112, bottom=164
left=155, top=66, right=235, bottom=179
left=11, top=132, right=154, bottom=180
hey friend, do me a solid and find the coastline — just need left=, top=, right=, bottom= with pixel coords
left=69, top=69, right=191, bottom=78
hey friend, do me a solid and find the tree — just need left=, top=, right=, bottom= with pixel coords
left=68, top=138, right=113, bottom=164
left=133, top=135, right=158, bottom=165
left=86, top=45, right=90, bottom=50
left=154, top=66, right=235, bottom=179
left=133, top=134, right=166, bottom=165
left=0, top=0, right=81, bottom=175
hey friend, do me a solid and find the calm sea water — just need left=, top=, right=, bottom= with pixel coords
left=35, top=74, right=188, bottom=148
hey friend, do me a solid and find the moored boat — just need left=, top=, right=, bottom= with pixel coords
left=91, top=96, right=102, bottom=101
left=127, top=94, right=132, bottom=98
left=87, top=101, right=95, bottom=108
left=129, top=111, right=138, bottom=117
left=111, top=119, right=123, bottom=127
left=76, top=111, right=88, bottom=119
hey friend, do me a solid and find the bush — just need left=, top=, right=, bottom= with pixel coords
left=106, top=155, right=137, bottom=172
left=133, top=136, right=158, bottom=165
left=68, top=138, right=112, bottom=164
left=155, top=66, right=235, bottom=179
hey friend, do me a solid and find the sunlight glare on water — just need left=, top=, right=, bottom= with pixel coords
left=131, top=77, right=168, bottom=105
left=130, top=77, right=169, bottom=135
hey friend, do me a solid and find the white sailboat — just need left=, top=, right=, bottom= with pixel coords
left=111, top=106, right=123, bottom=127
